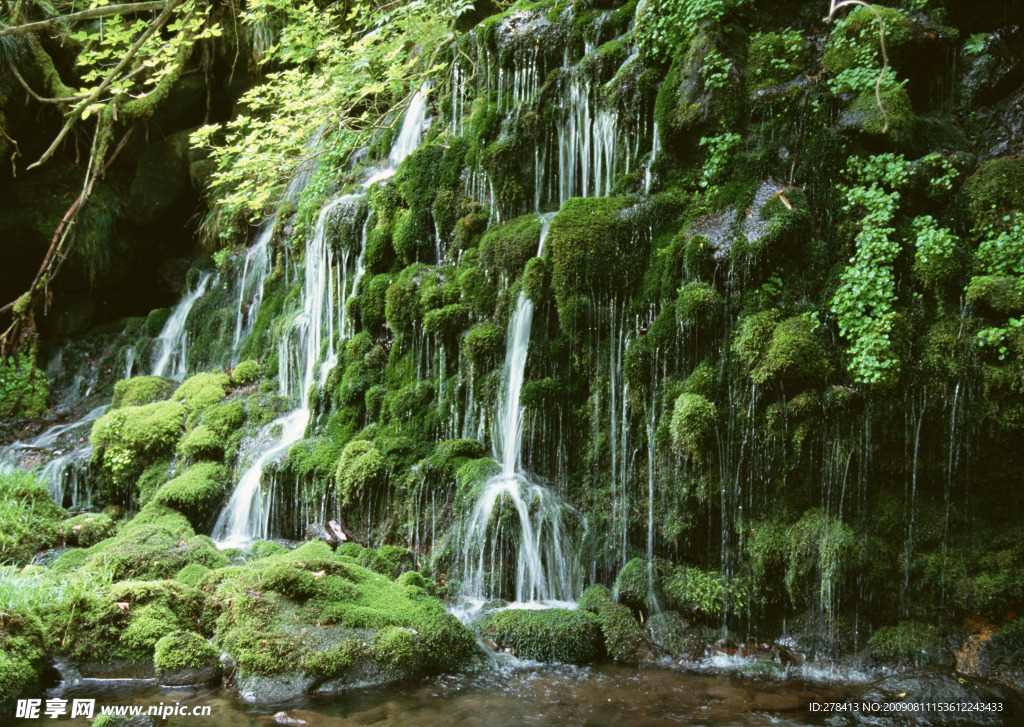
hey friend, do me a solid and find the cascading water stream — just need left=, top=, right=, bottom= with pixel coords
left=151, top=273, right=213, bottom=378
left=212, top=84, right=432, bottom=548
left=458, top=215, right=584, bottom=613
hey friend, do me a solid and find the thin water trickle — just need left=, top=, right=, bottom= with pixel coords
left=151, top=272, right=212, bottom=378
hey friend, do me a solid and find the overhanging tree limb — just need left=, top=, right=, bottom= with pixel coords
left=0, top=2, right=168, bottom=38
left=27, top=0, right=187, bottom=170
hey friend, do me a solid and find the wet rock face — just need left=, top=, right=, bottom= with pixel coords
left=960, top=26, right=1024, bottom=159
left=827, top=669, right=1024, bottom=726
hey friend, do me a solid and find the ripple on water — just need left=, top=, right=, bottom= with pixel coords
left=24, top=662, right=843, bottom=727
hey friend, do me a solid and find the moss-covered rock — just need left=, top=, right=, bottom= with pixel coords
left=675, top=281, right=722, bottom=330
left=58, top=512, right=115, bottom=548
left=201, top=541, right=477, bottom=698
left=477, top=608, right=602, bottom=664
left=654, top=24, right=742, bottom=157
left=479, top=214, right=544, bottom=281
left=176, top=423, right=224, bottom=462
left=0, top=610, right=47, bottom=712
left=90, top=400, right=184, bottom=490
left=154, top=631, right=222, bottom=686
left=76, top=506, right=228, bottom=581
left=669, top=393, right=716, bottom=463
left=231, top=359, right=261, bottom=385
left=111, top=376, right=177, bottom=409
left=963, top=157, right=1024, bottom=234
left=153, top=462, right=229, bottom=531
left=868, top=621, right=948, bottom=666
left=172, top=372, right=230, bottom=427
left=0, top=469, right=64, bottom=564
left=966, top=276, right=1024, bottom=317
left=40, top=579, right=208, bottom=668
left=0, top=351, right=49, bottom=419
left=335, top=439, right=386, bottom=509
left=463, top=323, right=504, bottom=371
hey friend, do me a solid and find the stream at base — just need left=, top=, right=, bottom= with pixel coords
left=26, top=663, right=848, bottom=726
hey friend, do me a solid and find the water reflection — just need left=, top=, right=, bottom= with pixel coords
left=25, top=662, right=844, bottom=726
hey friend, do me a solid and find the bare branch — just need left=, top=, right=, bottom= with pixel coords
left=0, top=2, right=168, bottom=38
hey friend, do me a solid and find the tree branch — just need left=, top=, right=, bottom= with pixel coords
left=28, top=0, right=186, bottom=170
left=0, top=2, right=168, bottom=38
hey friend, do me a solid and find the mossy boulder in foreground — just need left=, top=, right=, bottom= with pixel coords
left=200, top=541, right=479, bottom=701
left=476, top=608, right=602, bottom=664
left=154, top=631, right=222, bottom=686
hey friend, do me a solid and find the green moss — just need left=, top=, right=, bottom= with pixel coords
left=662, top=565, right=748, bottom=621
left=0, top=351, right=49, bottom=419
left=232, top=360, right=261, bottom=385
left=654, top=25, right=741, bottom=155
left=848, top=83, right=915, bottom=142
left=746, top=30, right=806, bottom=92
left=172, top=372, right=230, bottom=427
left=204, top=544, right=477, bottom=681
left=675, top=281, right=722, bottom=330
left=784, top=509, right=859, bottom=609
left=963, top=157, right=1024, bottom=234
left=177, top=424, right=224, bottom=462
left=670, top=393, right=716, bottom=463
left=175, top=563, right=211, bottom=587
left=396, top=570, right=430, bottom=589
left=0, top=611, right=47, bottom=712
left=822, top=5, right=912, bottom=75
left=360, top=545, right=414, bottom=580
left=548, top=197, right=647, bottom=337
left=154, top=630, right=220, bottom=671
left=77, top=506, right=228, bottom=581
left=153, top=462, right=229, bottom=530
left=463, top=323, right=504, bottom=371
left=41, top=579, right=208, bottom=666
left=0, top=469, right=64, bottom=563
left=424, top=303, right=469, bottom=344
left=479, top=214, right=544, bottom=281
left=756, top=316, right=829, bottom=385
left=90, top=400, right=184, bottom=489
left=145, top=307, right=171, bottom=336
left=578, top=583, right=613, bottom=613
left=868, top=621, right=945, bottom=665
left=477, top=608, right=602, bottom=664
left=335, top=439, right=386, bottom=509
left=58, top=512, right=114, bottom=548
left=111, top=376, right=176, bottom=409
left=613, top=557, right=655, bottom=613
left=250, top=540, right=287, bottom=559
left=591, top=600, right=655, bottom=662
left=966, top=276, right=1024, bottom=317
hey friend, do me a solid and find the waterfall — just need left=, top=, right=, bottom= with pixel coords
left=151, top=272, right=213, bottom=378
left=459, top=214, right=583, bottom=607
left=644, top=121, right=660, bottom=195
left=0, top=404, right=108, bottom=507
left=212, top=83, right=432, bottom=548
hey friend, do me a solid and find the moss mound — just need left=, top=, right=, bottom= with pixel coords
left=0, top=469, right=64, bottom=564
left=111, top=376, right=176, bottom=409
left=201, top=541, right=477, bottom=692
left=477, top=608, right=602, bottom=664
left=153, top=462, right=229, bottom=530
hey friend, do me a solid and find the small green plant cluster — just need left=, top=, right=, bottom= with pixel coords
left=975, top=319, right=1023, bottom=361
left=634, top=0, right=750, bottom=64
left=697, top=132, right=741, bottom=189
left=975, top=217, right=1024, bottom=278
left=830, top=153, right=910, bottom=385
left=912, top=215, right=959, bottom=289
left=0, top=351, right=49, bottom=419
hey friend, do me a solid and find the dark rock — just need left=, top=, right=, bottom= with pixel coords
left=646, top=610, right=697, bottom=657
left=126, top=129, right=192, bottom=226
left=157, top=662, right=221, bottom=687
left=959, top=26, right=1024, bottom=159
left=826, top=669, right=1024, bottom=725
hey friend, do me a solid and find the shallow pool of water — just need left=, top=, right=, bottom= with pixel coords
left=23, top=660, right=851, bottom=726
